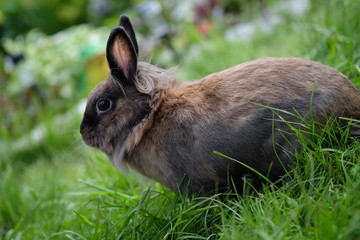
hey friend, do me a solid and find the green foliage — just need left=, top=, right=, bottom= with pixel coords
left=1, top=0, right=360, bottom=239
left=1, top=0, right=86, bottom=37
left=0, top=26, right=108, bottom=143
left=0, top=0, right=133, bottom=37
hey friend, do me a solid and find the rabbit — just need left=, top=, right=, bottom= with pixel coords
left=80, top=15, right=360, bottom=196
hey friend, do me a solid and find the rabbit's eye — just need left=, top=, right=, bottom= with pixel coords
left=96, top=98, right=112, bottom=112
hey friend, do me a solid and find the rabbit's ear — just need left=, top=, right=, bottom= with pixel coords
left=119, top=15, right=139, bottom=55
left=106, top=26, right=137, bottom=84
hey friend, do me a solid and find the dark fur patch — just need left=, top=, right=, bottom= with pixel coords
left=112, top=94, right=152, bottom=149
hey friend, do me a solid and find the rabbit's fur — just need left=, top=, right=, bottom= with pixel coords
left=80, top=15, right=360, bottom=195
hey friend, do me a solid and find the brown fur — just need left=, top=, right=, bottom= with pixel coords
left=80, top=16, right=360, bottom=196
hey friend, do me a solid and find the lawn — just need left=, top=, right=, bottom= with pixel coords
left=1, top=0, right=359, bottom=239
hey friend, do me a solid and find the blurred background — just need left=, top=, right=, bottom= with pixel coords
left=0, top=0, right=359, bottom=239
left=0, top=0, right=318, bottom=166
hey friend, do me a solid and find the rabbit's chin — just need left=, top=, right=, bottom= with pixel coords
left=109, top=145, right=129, bottom=172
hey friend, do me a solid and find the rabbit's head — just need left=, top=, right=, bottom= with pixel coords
left=80, top=16, right=174, bottom=169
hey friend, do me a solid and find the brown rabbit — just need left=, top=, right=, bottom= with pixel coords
left=80, top=15, right=360, bottom=196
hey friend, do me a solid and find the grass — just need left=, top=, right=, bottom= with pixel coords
left=1, top=0, right=360, bottom=239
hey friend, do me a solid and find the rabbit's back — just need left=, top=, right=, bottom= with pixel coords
left=200, top=57, right=358, bottom=111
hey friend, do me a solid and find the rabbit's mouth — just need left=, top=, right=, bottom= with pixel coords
left=82, top=133, right=117, bottom=158
left=80, top=129, right=98, bottom=149
left=80, top=126, right=106, bottom=152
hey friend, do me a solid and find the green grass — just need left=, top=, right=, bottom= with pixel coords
left=1, top=0, right=360, bottom=239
